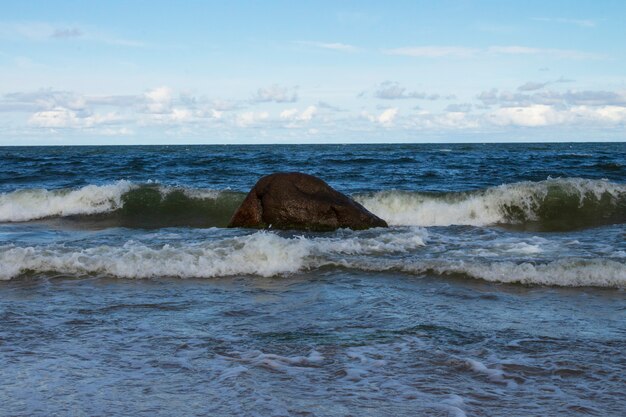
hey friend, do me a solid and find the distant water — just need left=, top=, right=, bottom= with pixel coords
left=1, top=143, right=625, bottom=416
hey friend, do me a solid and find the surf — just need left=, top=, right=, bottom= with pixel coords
left=356, top=178, right=626, bottom=231
left=1, top=229, right=624, bottom=287
left=0, top=181, right=246, bottom=228
left=0, top=177, right=624, bottom=231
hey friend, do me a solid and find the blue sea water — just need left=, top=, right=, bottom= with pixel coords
left=0, top=143, right=625, bottom=416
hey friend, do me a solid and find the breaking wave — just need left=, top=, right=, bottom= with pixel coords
left=0, top=181, right=245, bottom=228
left=0, top=178, right=624, bottom=231
left=357, top=178, right=626, bottom=231
left=0, top=180, right=134, bottom=222
left=0, top=230, right=428, bottom=280
left=1, top=230, right=624, bottom=287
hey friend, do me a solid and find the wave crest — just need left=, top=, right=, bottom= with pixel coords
left=0, top=180, right=134, bottom=222
left=356, top=178, right=626, bottom=231
left=0, top=178, right=624, bottom=231
left=0, top=229, right=428, bottom=280
left=0, top=182, right=245, bottom=228
left=1, top=230, right=624, bottom=287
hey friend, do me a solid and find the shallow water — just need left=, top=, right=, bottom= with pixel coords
left=0, top=143, right=625, bottom=416
left=2, top=274, right=625, bottom=416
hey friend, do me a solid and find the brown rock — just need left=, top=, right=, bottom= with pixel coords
left=228, top=173, right=388, bottom=231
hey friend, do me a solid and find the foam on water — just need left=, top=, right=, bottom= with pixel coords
left=0, top=180, right=135, bottom=222
left=357, top=178, right=626, bottom=229
left=0, top=229, right=427, bottom=280
left=1, top=229, right=624, bottom=287
left=463, top=358, right=515, bottom=387
left=223, top=349, right=325, bottom=373
left=0, top=181, right=240, bottom=228
left=368, top=258, right=626, bottom=287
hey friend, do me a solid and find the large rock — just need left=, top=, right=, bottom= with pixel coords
left=228, top=173, right=388, bottom=231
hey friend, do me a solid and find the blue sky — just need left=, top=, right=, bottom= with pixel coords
left=0, top=0, right=625, bottom=144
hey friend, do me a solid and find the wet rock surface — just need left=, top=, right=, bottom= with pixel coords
left=228, top=172, right=388, bottom=231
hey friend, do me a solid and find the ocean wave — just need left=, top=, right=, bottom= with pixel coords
left=0, top=180, right=135, bottom=222
left=1, top=230, right=624, bottom=287
left=356, top=178, right=626, bottom=231
left=0, top=229, right=428, bottom=280
left=0, top=181, right=245, bottom=228
left=0, top=178, right=624, bottom=231
left=366, top=258, right=626, bottom=288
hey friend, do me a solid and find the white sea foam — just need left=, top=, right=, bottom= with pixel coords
left=439, top=395, right=467, bottom=417
left=390, top=258, right=626, bottom=287
left=464, top=358, right=510, bottom=384
left=225, top=349, right=324, bottom=373
left=0, top=181, right=135, bottom=222
left=502, top=242, right=543, bottom=255
left=0, top=181, right=227, bottom=222
left=1, top=229, right=624, bottom=287
left=0, top=229, right=427, bottom=280
left=458, top=358, right=518, bottom=390
left=175, top=187, right=223, bottom=200
left=339, top=258, right=626, bottom=287
left=356, top=178, right=626, bottom=227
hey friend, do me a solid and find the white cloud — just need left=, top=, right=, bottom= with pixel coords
left=170, top=108, right=193, bottom=122
left=374, top=81, right=446, bottom=100
left=7, top=79, right=626, bottom=141
left=317, top=101, right=344, bottom=112
left=384, top=46, right=478, bottom=58
left=28, top=107, right=123, bottom=128
left=532, top=17, right=596, bottom=28
left=252, top=85, right=298, bottom=103
left=517, top=77, right=574, bottom=92
left=377, top=108, right=398, bottom=126
left=489, top=104, right=564, bottom=127
left=517, top=81, right=550, bottom=92
left=82, top=112, right=124, bottom=127
left=583, top=106, right=626, bottom=123
left=98, top=127, right=133, bottom=136
left=210, top=109, right=223, bottom=119
left=279, top=108, right=299, bottom=119
left=236, top=111, right=269, bottom=127
left=0, top=22, right=145, bottom=47
left=487, top=46, right=603, bottom=60
left=50, top=27, right=83, bottom=39
left=6, top=87, right=226, bottom=133
left=299, top=105, right=316, bottom=121
left=0, top=89, right=140, bottom=112
left=28, top=108, right=78, bottom=128
left=295, top=41, right=358, bottom=52
left=144, top=86, right=173, bottom=113
left=143, top=107, right=222, bottom=125
left=404, top=109, right=480, bottom=130
left=86, top=94, right=140, bottom=107
left=0, top=22, right=56, bottom=41
left=487, top=46, right=541, bottom=55
left=433, top=111, right=479, bottom=129
left=489, top=104, right=626, bottom=127
left=210, top=99, right=243, bottom=111
left=384, top=45, right=603, bottom=60
left=445, top=103, right=473, bottom=113
left=279, top=106, right=317, bottom=127
left=362, top=108, right=399, bottom=126
left=479, top=88, right=626, bottom=107
left=0, top=89, right=90, bottom=112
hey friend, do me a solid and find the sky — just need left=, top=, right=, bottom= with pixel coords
left=0, top=0, right=625, bottom=145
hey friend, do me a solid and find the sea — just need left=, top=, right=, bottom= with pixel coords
left=0, top=142, right=625, bottom=416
